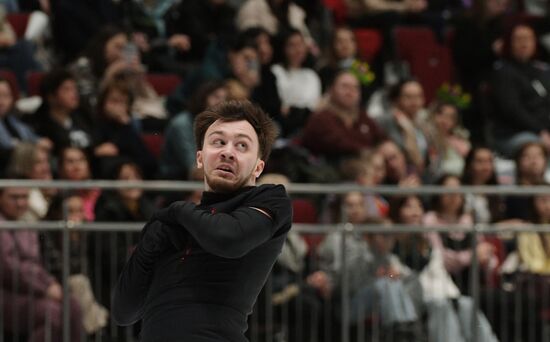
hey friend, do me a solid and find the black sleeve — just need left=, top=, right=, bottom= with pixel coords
left=112, top=220, right=173, bottom=326
left=155, top=185, right=292, bottom=259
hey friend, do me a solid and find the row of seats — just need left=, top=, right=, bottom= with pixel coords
left=0, top=69, right=182, bottom=98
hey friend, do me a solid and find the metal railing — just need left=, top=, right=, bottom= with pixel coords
left=0, top=180, right=549, bottom=342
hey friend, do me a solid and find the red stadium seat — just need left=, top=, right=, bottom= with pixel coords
left=141, top=133, right=165, bottom=159
left=353, top=29, right=383, bottom=63
left=322, top=0, right=348, bottom=25
left=145, top=73, right=182, bottom=96
left=0, top=69, right=20, bottom=99
left=7, top=12, right=30, bottom=39
left=394, top=26, right=454, bottom=103
left=26, top=71, right=45, bottom=96
left=394, top=27, right=437, bottom=58
left=292, top=198, right=324, bottom=252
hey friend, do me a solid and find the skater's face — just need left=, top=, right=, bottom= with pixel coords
left=197, top=120, right=265, bottom=193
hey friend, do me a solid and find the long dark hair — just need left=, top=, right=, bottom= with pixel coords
left=462, top=145, right=498, bottom=186
left=529, top=182, right=550, bottom=223
left=430, top=174, right=465, bottom=215
left=462, top=145, right=504, bottom=222
left=514, top=141, right=548, bottom=184
left=82, top=25, right=127, bottom=78
left=501, top=21, right=539, bottom=62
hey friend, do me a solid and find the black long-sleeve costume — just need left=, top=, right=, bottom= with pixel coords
left=113, top=184, right=292, bottom=342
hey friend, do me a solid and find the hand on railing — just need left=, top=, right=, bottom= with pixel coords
left=307, top=270, right=332, bottom=299
left=46, top=282, right=63, bottom=301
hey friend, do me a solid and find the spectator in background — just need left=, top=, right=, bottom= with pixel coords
left=32, top=69, right=94, bottom=156
left=301, top=70, right=384, bottom=163
left=423, top=174, right=496, bottom=294
left=490, top=22, right=550, bottom=157
left=451, top=0, right=511, bottom=144
left=0, top=4, right=41, bottom=93
left=0, top=181, right=84, bottom=341
left=127, top=0, right=237, bottom=75
left=236, top=0, right=316, bottom=51
left=6, top=142, right=56, bottom=221
left=451, top=0, right=509, bottom=94
left=339, top=151, right=389, bottom=219
left=318, top=26, right=378, bottom=103
left=503, top=188, right=550, bottom=341
left=166, top=31, right=277, bottom=118
left=420, top=100, right=471, bottom=179
left=318, top=26, right=358, bottom=90
left=159, top=81, right=228, bottom=180
left=252, top=173, right=326, bottom=342
left=505, top=141, right=548, bottom=221
left=42, top=193, right=109, bottom=335
left=57, top=146, right=100, bottom=221
left=376, top=139, right=421, bottom=186
left=516, top=188, right=550, bottom=274
left=240, top=27, right=282, bottom=120
left=0, top=76, right=51, bottom=168
left=92, top=160, right=155, bottom=316
left=461, top=146, right=506, bottom=224
left=50, top=0, right=121, bottom=64
left=271, top=28, right=321, bottom=138
left=317, top=191, right=422, bottom=340
left=222, top=40, right=261, bottom=101
left=73, top=25, right=168, bottom=127
left=389, top=194, right=499, bottom=342
left=389, top=195, right=432, bottom=277
left=93, top=78, right=157, bottom=179
left=376, top=79, right=428, bottom=172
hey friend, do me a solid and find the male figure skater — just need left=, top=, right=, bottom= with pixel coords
left=112, top=100, right=292, bottom=341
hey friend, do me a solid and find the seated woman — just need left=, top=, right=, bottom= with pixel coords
left=423, top=174, right=496, bottom=294
left=6, top=142, right=56, bottom=221
left=317, top=191, right=422, bottom=339
left=41, top=193, right=109, bottom=334
left=93, top=78, right=157, bottom=179
left=375, top=79, right=429, bottom=173
left=0, top=181, right=83, bottom=341
left=72, top=25, right=168, bottom=127
left=389, top=194, right=499, bottom=342
left=92, top=160, right=155, bottom=321
left=420, top=99, right=471, bottom=179
left=0, top=7, right=40, bottom=93
left=57, top=146, right=100, bottom=222
left=32, top=69, right=94, bottom=156
left=317, top=26, right=378, bottom=103
left=0, top=77, right=51, bottom=169
left=505, top=141, right=548, bottom=221
left=271, top=28, right=321, bottom=138
left=490, top=22, right=550, bottom=157
left=501, top=189, right=550, bottom=341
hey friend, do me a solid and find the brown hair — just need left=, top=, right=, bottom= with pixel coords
left=96, top=78, right=133, bottom=120
left=514, top=141, right=548, bottom=183
left=193, top=100, right=278, bottom=161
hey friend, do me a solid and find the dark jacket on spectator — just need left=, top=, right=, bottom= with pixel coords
left=490, top=59, right=550, bottom=138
